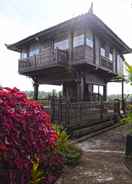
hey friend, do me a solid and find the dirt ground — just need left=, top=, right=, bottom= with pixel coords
left=56, top=124, right=132, bottom=184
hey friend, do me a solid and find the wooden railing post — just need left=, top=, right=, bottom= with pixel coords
left=100, top=100, right=104, bottom=120
left=65, top=100, right=70, bottom=128
left=58, top=94, right=62, bottom=123
left=51, top=94, right=55, bottom=122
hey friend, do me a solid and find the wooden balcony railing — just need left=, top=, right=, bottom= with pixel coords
left=72, top=45, right=94, bottom=65
left=19, top=48, right=68, bottom=73
left=100, top=56, right=113, bottom=71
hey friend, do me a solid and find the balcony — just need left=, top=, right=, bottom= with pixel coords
left=100, top=56, right=113, bottom=71
left=19, top=48, right=68, bottom=74
left=72, top=45, right=94, bottom=65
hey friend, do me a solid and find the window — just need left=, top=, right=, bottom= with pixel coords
left=100, top=41, right=106, bottom=57
left=99, top=86, right=103, bottom=95
left=86, top=32, right=93, bottom=48
left=29, top=47, right=39, bottom=57
left=109, top=53, right=113, bottom=61
left=54, top=39, right=68, bottom=50
left=117, top=54, right=123, bottom=74
left=21, top=49, right=28, bottom=59
left=93, top=85, right=98, bottom=93
left=109, top=48, right=113, bottom=61
left=93, top=85, right=103, bottom=95
left=21, top=52, right=27, bottom=59
left=100, top=48, right=105, bottom=57
left=73, top=34, right=84, bottom=47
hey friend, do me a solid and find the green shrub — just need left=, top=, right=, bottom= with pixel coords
left=62, top=144, right=81, bottom=166
left=122, top=111, right=132, bottom=133
left=53, top=124, right=70, bottom=153
left=30, top=159, right=45, bottom=184
left=53, top=124, right=81, bottom=166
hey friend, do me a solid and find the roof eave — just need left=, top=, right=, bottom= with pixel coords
left=6, top=12, right=132, bottom=54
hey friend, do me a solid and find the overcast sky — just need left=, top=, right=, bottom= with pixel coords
left=0, top=0, right=132, bottom=94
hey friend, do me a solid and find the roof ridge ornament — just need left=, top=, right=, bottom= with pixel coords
left=88, top=2, right=94, bottom=14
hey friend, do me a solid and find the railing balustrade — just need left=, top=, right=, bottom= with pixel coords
left=100, top=56, right=113, bottom=71
left=19, top=48, right=68, bottom=73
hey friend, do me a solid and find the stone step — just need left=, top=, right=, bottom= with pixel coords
left=72, top=120, right=115, bottom=138
left=72, top=122, right=123, bottom=143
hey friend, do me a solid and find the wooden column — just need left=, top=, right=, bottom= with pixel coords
left=77, top=81, right=81, bottom=101
left=98, top=85, right=100, bottom=101
left=33, top=80, right=39, bottom=100
left=88, top=84, right=93, bottom=101
left=62, top=83, right=66, bottom=99
left=103, top=83, right=107, bottom=101
left=93, top=33, right=96, bottom=64
left=68, top=32, right=73, bottom=65
left=121, top=79, right=125, bottom=113
left=76, top=72, right=81, bottom=101
left=80, top=76, right=85, bottom=101
left=112, top=49, right=116, bottom=73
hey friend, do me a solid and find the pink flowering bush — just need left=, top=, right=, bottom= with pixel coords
left=0, top=87, right=64, bottom=183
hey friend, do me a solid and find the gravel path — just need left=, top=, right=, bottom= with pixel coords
left=56, top=124, right=132, bottom=184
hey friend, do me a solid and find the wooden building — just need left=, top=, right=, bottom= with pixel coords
left=6, top=9, right=132, bottom=136
left=6, top=10, right=131, bottom=102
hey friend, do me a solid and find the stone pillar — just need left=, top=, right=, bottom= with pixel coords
left=33, top=79, right=39, bottom=100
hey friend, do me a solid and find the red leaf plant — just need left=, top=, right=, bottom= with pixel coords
left=0, top=87, right=62, bottom=183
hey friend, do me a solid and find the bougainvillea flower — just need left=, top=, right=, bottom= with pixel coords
left=0, top=87, right=58, bottom=170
